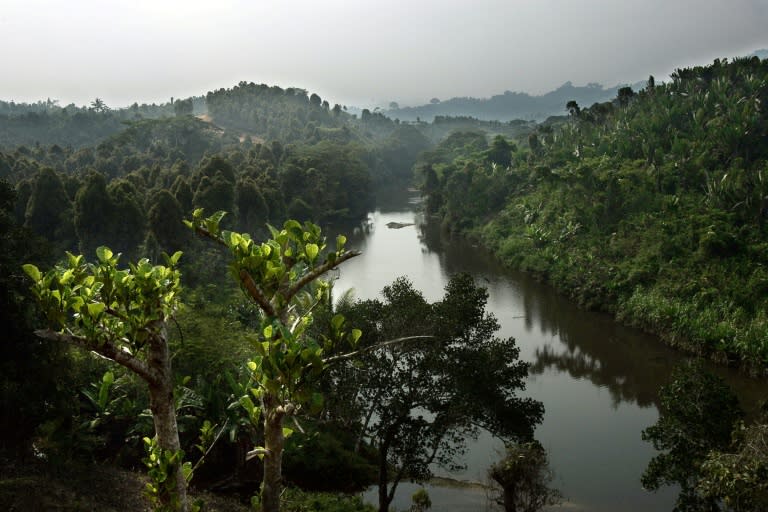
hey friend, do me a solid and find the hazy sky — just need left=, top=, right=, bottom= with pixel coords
left=2, top=0, right=767, bottom=109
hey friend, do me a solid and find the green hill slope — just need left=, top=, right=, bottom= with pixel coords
left=420, top=56, right=768, bottom=372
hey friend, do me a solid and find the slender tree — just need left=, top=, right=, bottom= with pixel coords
left=187, top=209, right=361, bottom=512
left=24, top=248, right=189, bottom=511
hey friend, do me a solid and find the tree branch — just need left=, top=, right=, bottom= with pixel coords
left=322, top=336, right=434, bottom=367
left=389, top=460, right=410, bottom=504
left=245, top=447, right=269, bottom=461
left=193, top=226, right=228, bottom=248
left=104, top=306, right=129, bottom=322
left=190, top=418, right=230, bottom=476
left=284, top=250, right=361, bottom=303
left=35, top=328, right=154, bottom=384
left=239, top=269, right=278, bottom=317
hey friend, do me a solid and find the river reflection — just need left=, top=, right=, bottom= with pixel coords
left=416, top=214, right=679, bottom=409
left=416, top=214, right=768, bottom=416
left=331, top=192, right=766, bottom=512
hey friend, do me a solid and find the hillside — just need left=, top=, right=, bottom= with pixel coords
left=385, top=81, right=644, bottom=122
left=419, top=56, right=768, bottom=372
left=0, top=97, right=206, bottom=149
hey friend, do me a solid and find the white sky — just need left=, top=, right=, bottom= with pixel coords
left=1, top=0, right=767, bottom=109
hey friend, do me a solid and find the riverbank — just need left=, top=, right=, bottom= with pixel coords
left=464, top=212, right=768, bottom=377
left=333, top=205, right=689, bottom=511
left=416, top=58, right=768, bottom=374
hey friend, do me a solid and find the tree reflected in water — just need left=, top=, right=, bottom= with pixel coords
left=416, top=214, right=767, bottom=412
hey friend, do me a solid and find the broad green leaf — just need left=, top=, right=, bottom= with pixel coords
left=22, top=264, right=41, bottom=282
left=87, top=302, right=105, bottom=317
left=282, top=427, right=294, bottom=438
left=210, top=210, right=227, bottom=225
left=310, top=392, right=324, bottom=412
left=305, top=243, right=319, bottom=261
left=167, top=251, right=183, bottom=266
left=239, top=395, right=255, bottom=414
left=263, top=325, right=273, bottom=339
left=66, top=252, right=82, bottom=267
left=336, top=234, right=347, bottom=251
left=182, top=462, right=193, bottom=482
left=96, top=246, right=113, bottom=263
left=70, top=296, right=85, bottom=310
left=284, top=219, right=302, bottom=232
left=98, top=371, right=113, bottom=409
left=60, top=268, right=74, bottom=285
left=351, top=328, right=362, bottom=345
left=331, top=314, right=345, bottom=331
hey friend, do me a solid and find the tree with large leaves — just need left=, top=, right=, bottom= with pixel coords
left=24, top=247, right=189, bottom=511
left=187, top=209, right=361, bottom=512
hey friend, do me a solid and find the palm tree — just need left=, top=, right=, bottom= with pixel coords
left=90, top=97, right=108, bottom=112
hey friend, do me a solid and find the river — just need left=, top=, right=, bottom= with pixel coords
left=330, top=192, right=766, bottom=512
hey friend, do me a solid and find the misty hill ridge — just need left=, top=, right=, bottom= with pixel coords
left=385, top=81, right=645, bottom=122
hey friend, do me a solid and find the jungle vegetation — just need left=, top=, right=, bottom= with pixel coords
left=416, top=57, right=768, bottom=511
left=1, top=80, right=542, bottom=512
left=3, top=56, right=768, bottom=512
left=419, top=56, right=768, bottom=373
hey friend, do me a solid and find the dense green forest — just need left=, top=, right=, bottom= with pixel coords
left=416, top=56, right=768, bottom=511
left=0, top=97, right=207, bottom=149
left=420, top=56, right=768, bottom=372
left=3, top=57, right=768, bottom=512
left=1, top=81, right=545, bottom=512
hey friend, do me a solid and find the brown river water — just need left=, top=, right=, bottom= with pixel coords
left=330, top=192, right=766, bottom=512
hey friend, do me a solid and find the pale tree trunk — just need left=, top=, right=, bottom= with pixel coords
left=261, top=392, right=286, bottom=512
left=35, top=325, right=188, bottom=511
left=147, top=326, right=188, bottom=512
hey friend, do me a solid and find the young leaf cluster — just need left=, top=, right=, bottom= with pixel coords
left=24, top=247, right=182, bottom=352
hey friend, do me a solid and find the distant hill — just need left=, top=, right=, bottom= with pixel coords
left=0, top=97, right=205, bottom=149
left=385, top=81, right=646, bottom=122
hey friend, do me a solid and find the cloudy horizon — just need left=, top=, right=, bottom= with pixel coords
left=2, top=0, right=767, bottom=110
